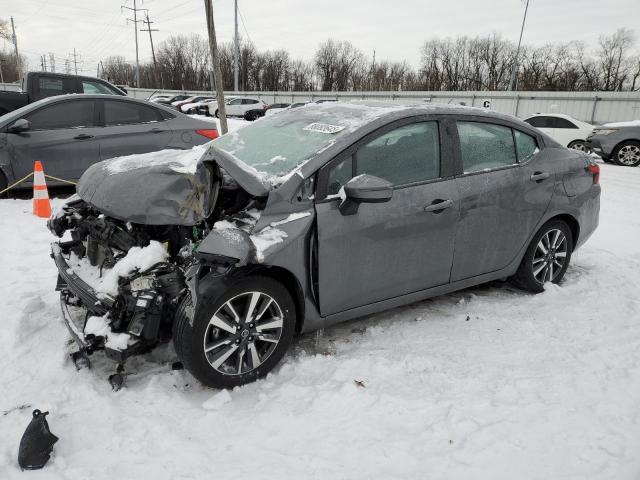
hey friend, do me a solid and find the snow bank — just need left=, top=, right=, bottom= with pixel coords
left=3, top=163, right=640, bottom=479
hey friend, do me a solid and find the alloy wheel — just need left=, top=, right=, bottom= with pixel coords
left=617, top=145, right=640, bottom=166
left=570, top=142, right=587, bottom=152
left=202, top=291, right=284, bottom=375
left=532, top=228, right=568, bottom=284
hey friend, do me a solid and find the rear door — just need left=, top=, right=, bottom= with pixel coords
left=315, top=117, right=459, bottom=316
left=8, top=98, right=101, bottom=182
left=225, top=98, right=243, bottom=116
left=450, top=118, right=554, bottom=281
left=97, top=99, right=173, bottom=161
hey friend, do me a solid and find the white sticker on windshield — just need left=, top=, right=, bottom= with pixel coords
left=303, top=123, right=345, bottom=134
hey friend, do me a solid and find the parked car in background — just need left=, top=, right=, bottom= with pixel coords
left=180, top=97, right=216, bottom=114
left=587, top=120, right=640, bottom=166
left=154, top=94, right=192, bottom=106
left=0, top=95, right=219, bottom=192
left=149, top=95, right=172, bottom=104
left=48, top=102, right=600, bottom=389
left=242, top=102, right=292, bottom=121
left=172, top=96, right=214, bottom=111
left=0, top=71, right=126, bottom=116
left=208, top=97, right=267, bottom=118
left=523, top=114, right=594, bottom=151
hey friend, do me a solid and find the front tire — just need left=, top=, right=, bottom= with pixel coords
left=173, top=276, right=296, bottom=389
left=511, top=220, right=573, bottom=293
left=214, top=109, right=220, bottom=118
left=612, top=141, right=640, bottom=167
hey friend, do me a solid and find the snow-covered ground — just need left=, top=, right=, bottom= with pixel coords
left=1, top=159, right=639, bottom=479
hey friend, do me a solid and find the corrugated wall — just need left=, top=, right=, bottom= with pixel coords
left=2, top=82, right=639, bottom=124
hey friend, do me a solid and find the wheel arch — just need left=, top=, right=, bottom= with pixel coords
left=548, top=213, right=580, bottom=246
left=247, top=265, right=306, bottom=334
left=611, top=138, right=640, bottom=156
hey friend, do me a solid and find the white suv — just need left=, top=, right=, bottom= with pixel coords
left=207, top=97, right=266, bottom=118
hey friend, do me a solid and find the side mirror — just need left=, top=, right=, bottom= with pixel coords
left=339, top=174, right=393, bottom=216
left=8, top=118, right=30, bottom=134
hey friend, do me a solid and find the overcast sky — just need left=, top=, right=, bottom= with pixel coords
left=4, top=0, right=639, bottom=78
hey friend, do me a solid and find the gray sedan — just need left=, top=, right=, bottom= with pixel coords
left=0, top=94, right=219, bottom=191
left=587, top=121, right=640, bottom=166
left=49, top=102, right=600, bottom=389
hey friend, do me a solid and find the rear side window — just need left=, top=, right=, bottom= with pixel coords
left=26, top=100, right=94, bottom=130
left=37, top=76, right=76, bottom=98
left=525, top=116, right=555, bottom=128
left=457, top=122, right=516, bottom=173
left=514, top=130, right=538, bottom=162
left=356, top=122, right=440, bottom=186
left=82, top=80, right=121, bottom=95
left=554, top=117, right=578, bottom=129
left=104, top=101, right=160, bottom=125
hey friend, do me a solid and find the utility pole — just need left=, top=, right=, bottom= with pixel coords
left=122, top=0, right=146, bottom=88
left=204, top=0, right=228, bottom=134
left=10, top=17, right=20, bottom=77
left=233, top=0, right=239, bottom=92
left=40, top=56, right=46, bottom=72
left=141, top=12, right=159, bottom=88
left=509, top=0, right=530, bottom=91
left=71, top=48, right=80, bottom=75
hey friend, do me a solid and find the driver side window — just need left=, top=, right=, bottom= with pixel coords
left=324, top=121, right=441, bottom=196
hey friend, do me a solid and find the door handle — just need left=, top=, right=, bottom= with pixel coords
left=530, top=171, right=550, bottom=182
left=424, top=199, right=453, bottom=213
left=74, top=134, right=94, bottom=140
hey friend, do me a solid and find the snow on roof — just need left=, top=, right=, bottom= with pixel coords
left=602, top=120, right=640, bottom=128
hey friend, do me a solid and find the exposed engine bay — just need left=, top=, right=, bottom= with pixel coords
left=48, top=174, right=265, bottom=369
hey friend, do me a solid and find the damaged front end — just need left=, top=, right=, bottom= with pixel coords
left=48, top=146, right=268, bottom=368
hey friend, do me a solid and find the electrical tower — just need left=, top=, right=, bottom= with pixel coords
left=48, top=53, right=56, bottom=73
left=141, top=12, right=159, bottom=88
left=122, top=0, right=147, bottom=88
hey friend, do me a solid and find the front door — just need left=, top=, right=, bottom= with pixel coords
left=8, top=98, right=100, bottom=183
left=451, top=120, right=555, bottom=281
left=315, top=118, right=459, bottom=316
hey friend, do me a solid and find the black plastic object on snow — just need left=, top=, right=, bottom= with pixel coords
left=17, top=409, right=59, bottom=470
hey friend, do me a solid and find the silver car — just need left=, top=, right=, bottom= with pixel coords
left=0, top=94, right=219, bottom=192
left=587, top=120, right=640, bottom=166
left=49, top=102, right=600, bottom=389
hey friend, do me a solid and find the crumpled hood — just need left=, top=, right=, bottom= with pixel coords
left=76, top=145, right=271, bottom=226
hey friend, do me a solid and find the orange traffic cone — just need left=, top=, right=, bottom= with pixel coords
left=33, top=161, right=52, bottom=218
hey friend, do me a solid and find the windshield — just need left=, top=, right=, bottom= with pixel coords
left=212, top=102, right=408, bottom=178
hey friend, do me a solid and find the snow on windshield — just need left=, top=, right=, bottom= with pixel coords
left=104, top=144, right=209, bottom=175
left=212, top=102, right=410, bottom=179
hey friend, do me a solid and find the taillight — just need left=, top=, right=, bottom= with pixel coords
left=196, top=129, right=219, bottom=140
left=587, top=163, right=600, bottom=185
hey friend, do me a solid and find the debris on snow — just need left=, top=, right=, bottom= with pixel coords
left=84, top=314, right=132, bottom=351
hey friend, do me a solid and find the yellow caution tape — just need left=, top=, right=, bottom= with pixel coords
left=0, top=172, right=34, bottom=195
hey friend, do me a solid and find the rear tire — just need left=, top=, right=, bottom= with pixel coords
left=173, top=276, right=296, bottom=389
left=511, top=220, right=573, bottom=293
left=214, top=109, right=220, bottom=118
left=612, top=141, right=640, bottom=167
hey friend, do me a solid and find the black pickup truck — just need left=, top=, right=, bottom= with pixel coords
left=0, top=72, right=126, bottom=116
